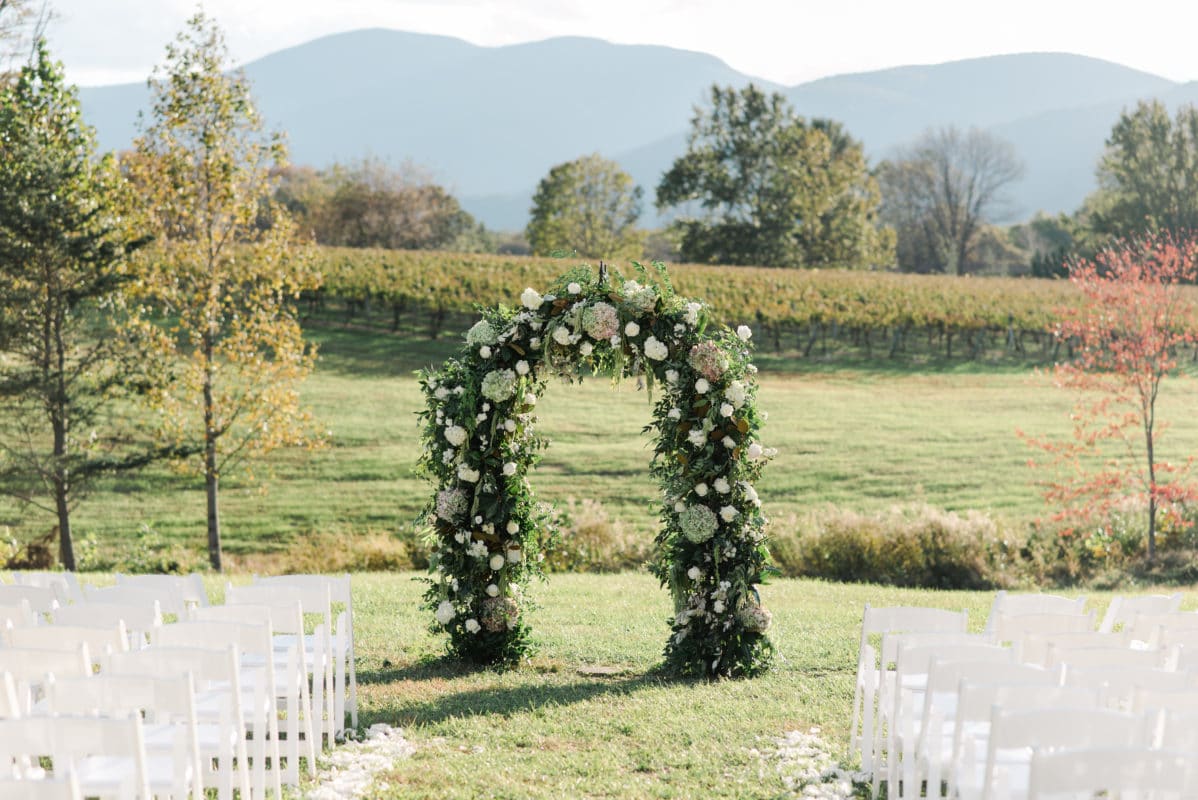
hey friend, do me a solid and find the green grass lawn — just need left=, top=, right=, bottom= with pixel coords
left=303, top=572, right=1196, bottom=798
left=7, top=322, right=1198, bottom=565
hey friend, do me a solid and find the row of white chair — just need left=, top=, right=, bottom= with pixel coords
left=0, top=571, right=360, bottom=798
left=853, top=592, right=1198, bottom=799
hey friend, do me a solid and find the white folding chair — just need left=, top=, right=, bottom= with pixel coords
left=1046, top=643, right=1174, bottom=671
left=1099, top=592, right=1183, bottom=633
left=1026, top=746, right=1197, bottom=799
left=851, top=604, right=968, bottom=772
left=0, top=599, right=37, bottom=629
left=1017, top=629, right=1130, bottom=667
left=914, top=660, right=1047, bottom=799
left=0, top=646, right=91, bottom=714
left=49, top=714, right=160, bottom=800
left=1062, top=664, right=1198, bottom=711
left=12, top=571, right=83, bottom=605
left=983, top=592, right=1086, bottom=635
left=105, top=646, right=252, bottom=800
left=45, top=673, right=203, bottom=800
left=950, top=682, right=1099, bottom=800
left=1128, top=611, right=1198, bottom=647
left=193, top=600, right=319, bottom=782
left=254, top=574, right=358, bottom=735
left=990, top=611, right=1095, bottom=659
left=154, top=620, right=286, bottom=795
left=51, top=601, right=163, bottom=650
left=982, top=707, right=1149, bottom=800
left=0, top=715, right=62, bottom=780
left=0, top=585, right=60, bottom=620
left=6, top=621, right=129, bottom=669
left=882, top=639, right=1010, bottom=799
left=115, top=573, right=209, bottom=617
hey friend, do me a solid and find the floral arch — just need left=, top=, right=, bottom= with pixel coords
left=417, top=264, right=776, bottom=678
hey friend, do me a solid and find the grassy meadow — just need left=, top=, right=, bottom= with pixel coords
left=7, top=320, right=1198, bottom=567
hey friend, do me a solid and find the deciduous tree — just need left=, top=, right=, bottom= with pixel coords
left=1021, top=233, right=1198, bottom=560
left=127, top=12, right=323, bottom=571
left=1090, top=100, right=1198, bottom=239
left=878, top=126, right=1024, bottom=274
left=656, top=84, right=893, bottom=269
left=0, top=40, right=154, bottom=569
left=526, top=153, right=644, bottom=259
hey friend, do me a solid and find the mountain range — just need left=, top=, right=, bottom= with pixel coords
left=78, top=29, right=1198, bottom=231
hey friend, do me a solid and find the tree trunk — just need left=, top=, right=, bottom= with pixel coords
left=1146, top=424, right=1157, bottom=563
left=203, top=339, right=222, bottom=571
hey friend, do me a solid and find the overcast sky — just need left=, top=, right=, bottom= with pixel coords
left=48, top=0, right=1198, bottom=88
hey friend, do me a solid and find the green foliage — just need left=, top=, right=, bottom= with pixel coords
left=656, top=84, right=893, bottom=269
left=276, top=157, right=477, bottom=250
left=878, top=126, right=1025, bottom=274
left=416, top=265, right=776, bottom=677
left=771, top=504, right=1026, bottom=590
left=526, top=153, right=644, bottom=260
left=0, top=39, right=152, bottom=569
left=127, top=12, right=324, bottom=571
left=1091, top=101, right=1198, bottom=239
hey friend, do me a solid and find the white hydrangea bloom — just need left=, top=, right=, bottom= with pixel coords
left=643, top=336, right=669, bottom=361
left=737, top=325, right=752, bottom=341
left=465, top=618, right=481, bottom=633
left=521, top=288, right=543, bottom=309
left=444, top=425, right=467, bottom=447
left=434, top=600, right=456, bottom=625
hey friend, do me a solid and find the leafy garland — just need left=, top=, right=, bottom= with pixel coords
left=417, top=264, right=777, bottom=677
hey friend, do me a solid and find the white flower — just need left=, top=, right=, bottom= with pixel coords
left=665, top=369, right=679, bottom=385
left=444, top=425, right=467, bottom=447
left=625, top=321, right=640, bottom=337
left=684, top=302, right=702, bottom=326
left=567, top=282, right=581, bottom=295
left=737, top=325, right=752, bottom=341
left=516, top=360, right=530, bottom=376
left=524, top=392, right=537, bottom=406
left=506, top=547, right=522, bottom=563
left=504, top=419, right=517, bottom=432
left=722, top=436, right=736, bottom=449
left=743, top=483, right=761, bottom=507
left=506, top=520, right=519, bottom=534
left=695, top=378, right=710, bottom=394
left=465, top=618, right=481, bottom=633
left=679, top=504, right=719, bottom=543
left=687, top=566, right=702, bottom=581
left=719, top=402, right=734, bottom=418
left=747, top=442, right=764, bottom=461
left=694, top=482, right=709, bottom=497
left=479, top=345, right=492, bottom=359
left=457, top=464, right=480, bottom=483
left=609, top=334, right=621, bottom=347
left=580, top=342, right=593, bottom=356
left=468, top=540, right=488, bottom=558
left=434, top=386, right=449, bottom=400
left=466, top=319, right=499, bottom=346
left=714, top=477, right=730, bottom=494
left=502, top=462, right=517, bottom=476
left=474, top=515, right=483, bottom=525
left=435, top=601, right=456, bottom=625
left=713, top=600, right=726, bottom=614
left=489, top=554, right=505, bottom=571
left=530, top=337, right=541, bottom=350
left=552, top=325, right=571, bottom=345
left=725, top=381, right=747, bottom=408
left=674, top=501, right=686, bottom=512
left=486, top=584, right=500, bottom=597
left=687, top=429, right=706, bottom=447
left=481, top=369, right=518, bottom=402
left=521, top=288, right=543, bottom=310
left=667, top=407, right=681, bottom=420
left=719, top=505, right=738, bottom=522
left=643, top=336, right=668, bottom=361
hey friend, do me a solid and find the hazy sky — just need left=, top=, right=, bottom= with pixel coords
left=49, top=0, right=1198, bottom=88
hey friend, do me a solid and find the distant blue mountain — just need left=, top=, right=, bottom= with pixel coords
left=78, top=30, right=1188, bottom=230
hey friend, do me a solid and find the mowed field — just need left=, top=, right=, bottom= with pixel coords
left=9, top=322, right=1198, bottom=563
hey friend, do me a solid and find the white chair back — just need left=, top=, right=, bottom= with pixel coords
left=1099, top=592, right=1182, bottom=633
left=1027, top=746, right=1196, bottom=799
left=984, top=592, right=1086, bottom=634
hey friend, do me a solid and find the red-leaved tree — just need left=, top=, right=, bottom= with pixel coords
left=1023, top=233, right=1198, bottom=561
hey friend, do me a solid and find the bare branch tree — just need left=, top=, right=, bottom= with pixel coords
left=879, top=126, right=1025, bottom=274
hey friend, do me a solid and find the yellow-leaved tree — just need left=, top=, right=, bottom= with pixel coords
left=127, top=12, right=324, bottom=570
